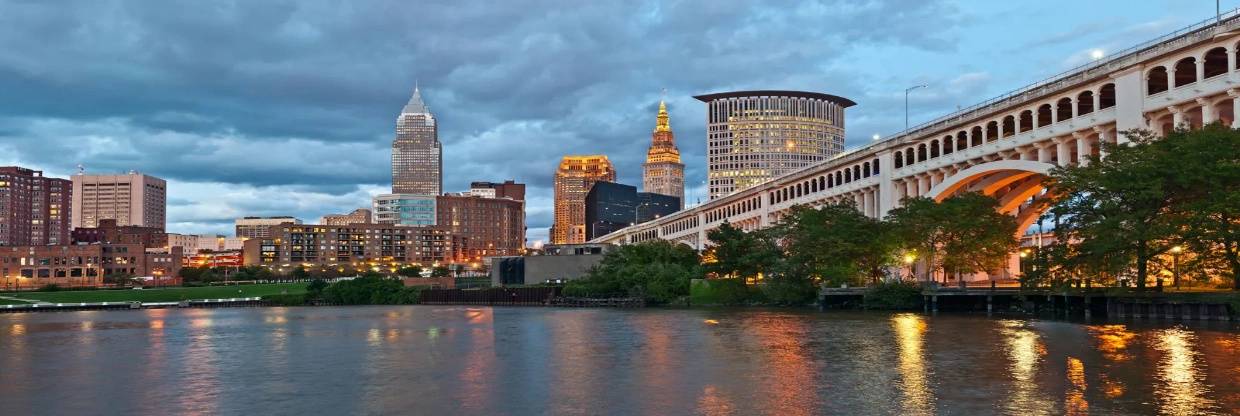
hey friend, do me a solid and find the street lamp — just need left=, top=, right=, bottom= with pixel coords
left=905, top=84, right=927, bottom=130
left=1171, top=245, right=1183, bottom=288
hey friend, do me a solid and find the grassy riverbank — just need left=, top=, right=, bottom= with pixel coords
left=3, top=283, right=307, bottom=303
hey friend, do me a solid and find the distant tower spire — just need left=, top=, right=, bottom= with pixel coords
left=655, top=90, right=671, bottom=133
left=403, top=81, right=428, bottom=114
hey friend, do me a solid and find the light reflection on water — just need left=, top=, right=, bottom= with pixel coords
left=1, top=307, right=1239, bottom=415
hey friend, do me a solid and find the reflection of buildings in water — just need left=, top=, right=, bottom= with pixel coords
left=891, top=314, right=935, bottom=415
left=458, top=308, right=496, bottom=414
left=1064, top=357, right=1088, bottom=415
left=1088, top=324, right=1136, bottom=362
left=696, top=385, right=736, bottom=416
left=998, top=320, right=1053, bottom=414
left=750, top=316, right=818, bottom=416
left=1154, top=328, right=1216, bottom=414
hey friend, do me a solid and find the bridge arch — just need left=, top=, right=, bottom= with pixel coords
left=924, top=160, right=1057, bottom=235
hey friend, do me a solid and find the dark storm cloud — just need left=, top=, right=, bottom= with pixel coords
left=0, top=0, right=967, bottom=237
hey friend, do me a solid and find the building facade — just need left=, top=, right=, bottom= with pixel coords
left=697, top=91, right=854, bottom=200
left=642, top=100, right=685, bottom=208
left=392, top=85, right=442, bottom=195
left=489, top=243, right=612, bottom=286
left=71, top=171, right=167, bottom=230
left=0, top=167, right=71, bottom=246
left=436, top=193, right=525, bottom=261
left=584, top=181, right=637, bottom=241
left=241, top=223, right=463, bottom=271
left=235, top=216, right=301, bottom=239
left=550, top=155, right=616, bottom=244
left=469, top=180, right=526, bottom=201
left=71, top=218, right=168, bottom=247
left=0, top=244, right=182, bottom=289
left=321, top=208, right=373, bottom=226
left=373, top=194, right=437, bottom=226
left=637, top=192, right=679, bottom=223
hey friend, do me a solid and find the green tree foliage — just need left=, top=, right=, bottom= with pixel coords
left=562, top=240, right=702, bottom=304
left=703, top=222, right=781, bottom=279
left=320, top=276, right=421, bottom=305
left=430, top=266, right=452, bottom=278
left=397, top=266, right=423, bottom=277
left=1049, top=125, right=1240, bottom=289
left=290, top=266, right=310, bottom=281
left=306, top=278, right=328, bottom=297
left=887, top=193, right=1018, bottom=284
left=776, top=202, right=898, bottom=286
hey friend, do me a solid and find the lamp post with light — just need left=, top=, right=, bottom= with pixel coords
left=1171, top=245, right=1183, bottom=288
left=905, top=84, right=927, bottom=130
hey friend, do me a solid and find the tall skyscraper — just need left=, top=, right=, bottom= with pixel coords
left=71, top=171, right=167, bottom=230
left=550, top=155, right=615, bottom=244
left=392, top=84, right=442, bottom=195
left=0, top=166, right=72, bottom=246
left=695, top=90, right=854, bottom=200
left=642, top=99, right=685, bottom=209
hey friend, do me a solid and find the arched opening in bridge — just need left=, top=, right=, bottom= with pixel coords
left=986, top=121, right=999, bottom=142
left=903, top=149, right=914, bottom=167
left=917, top=144, right=927, bottom=162
left=942, top=135, right=954, bottom=154
left=1002, top=116, right=1016, bottom=137
left=894, top=152, right=903, bottom=168
left=1100, top=83, right=1116, bottom=108
left=1036, top=104, right=1053, bottom=128
left=971, top=126, right=983, bottom=146
left=1173, top=57, right=1197, bottom=87
left=1019, top=110, right=1033, bottom=132
left=923, top=160, right=1059, bottom=283
left=956, top=131, right=968, bottom=150
left=1204, top=47, right=1228, bottom=78
left=1148, top=66, right=1169, bottom=95
left=1056, top=97, right=1072, bottom=122
left=1216, top=98, right=1235, bottom=126
left=930, top=140, right=940, bottom=158
left=1077, top=91, right=1094, bottom=116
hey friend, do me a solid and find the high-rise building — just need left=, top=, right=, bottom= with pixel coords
left=0, top=167, right=71, bottom=246
left=437, top=193, right=525, bottom=261
left=373, top=194, right=437, bottom=226
left=392, top=85, right=442, bottom=195
left=321, top=208, right=372, bottom=226
left=235, top=216, right=301, bottom=239
left=242, top=223, right=463, bottom=269
left=583, top=181, right=681, bottom=240
left=551, top=155, right=615, bottom=244
left=642, top=99, right=685, bottom=208
left=695, top=90, right=854, bottom=199
left=71, top=171, right=167, bottom=230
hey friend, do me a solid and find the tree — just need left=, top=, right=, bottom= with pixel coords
left=703, top=222, right=782, bottom=280
left=397, top=266, right=423, bottom=278
left=290, top=266, right=310, bottom=281
left=430, top=266, right=451, bottom=278
left=777, top=202, right=898, bottom=286
left=306, top=278, right=328, bottom=298
left=886, top=194, right=1018, bottom=285
left=563, top=240, right=702, bottom=303
left=1049, top=130, right=1185, bottom=289
left=1155, top=124, right=1240, bottom=289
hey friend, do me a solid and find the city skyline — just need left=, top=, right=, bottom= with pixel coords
left=0, top=1, right=1222, bottom=244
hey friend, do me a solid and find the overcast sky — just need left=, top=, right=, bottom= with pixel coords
left=0, top=0, right=1220, bottom=244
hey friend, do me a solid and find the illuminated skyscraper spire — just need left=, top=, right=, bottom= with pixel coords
left=392, top=82, right=442, bottom=195
left=642, top=92, right=685, bottom=209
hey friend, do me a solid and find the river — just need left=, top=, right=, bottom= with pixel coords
left=1, top=306, right=1238, bottom=415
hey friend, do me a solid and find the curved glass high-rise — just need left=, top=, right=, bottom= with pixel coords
left=695, top=90, right=854, bottom=200
left=392, top=85, right=442, bottom=195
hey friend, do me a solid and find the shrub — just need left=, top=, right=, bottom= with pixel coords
left=37, top=284, right=62, bottom=292
left=690, top=279, right=758, bottom=305
left=864, top=281, right=924, bottom=310
left=761, top=276, right=818, bottom=306
left=321, top=277, right=419, bottom=305
left=264, top=293, right=308, bottom=306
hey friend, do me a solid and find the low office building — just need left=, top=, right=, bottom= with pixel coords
left=436, top=193, right=525, bottom=261
left=0, top=244, right=182, bottom=289
left=373, top=194, right=437, bottom=226
left=321, top=208, right=373, bottom=226
left=183, top=250, right=243, bottom=268
left=242, top=223, right=465, bottom=272
left=469, top=180, right=525, bottom=200
left=71, top=218, right=168, bottom=247
left=489, top=243, right=611, bottom=286
left=235, top=216, right=301, bottom=239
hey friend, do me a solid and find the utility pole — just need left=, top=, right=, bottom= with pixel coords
left=905, top=85, right=927, bottom=130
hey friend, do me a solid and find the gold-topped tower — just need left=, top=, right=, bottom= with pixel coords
left=642, top=97, right=685, bottom=208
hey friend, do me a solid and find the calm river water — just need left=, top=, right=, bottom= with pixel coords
left=1, top=306, right=1239, bottom=415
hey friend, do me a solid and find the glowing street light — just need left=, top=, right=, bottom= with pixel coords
left=1090, top=49, right=1105, bottom=61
